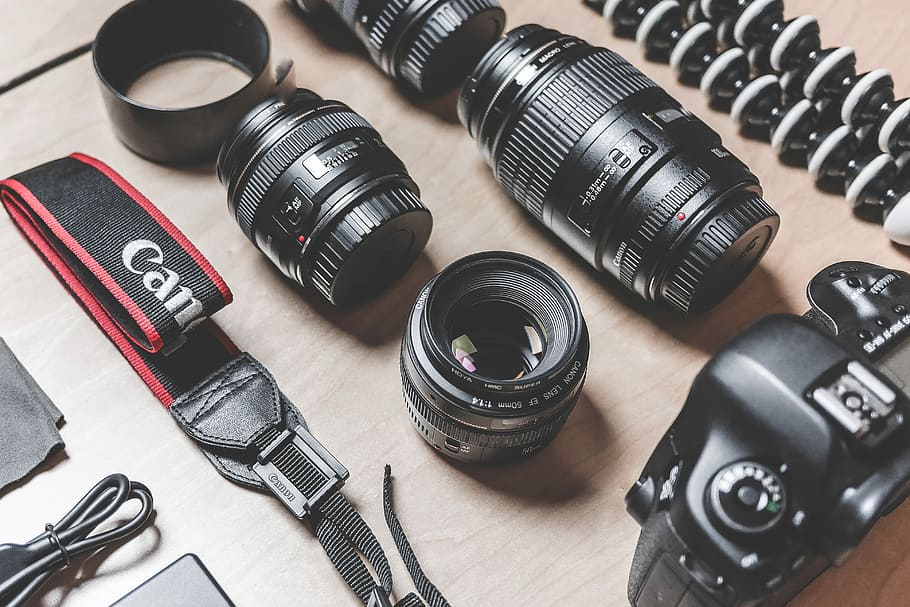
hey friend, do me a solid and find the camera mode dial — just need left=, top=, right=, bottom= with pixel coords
left=709, top=461, right=786, bottom=535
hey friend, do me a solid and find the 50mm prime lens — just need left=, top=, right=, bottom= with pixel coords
left=401, top=252, right=589, bottom=464
left=460, top=25, right=780, bottom=314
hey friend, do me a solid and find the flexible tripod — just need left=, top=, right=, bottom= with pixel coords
left=585, top=0, right=910, bottom=244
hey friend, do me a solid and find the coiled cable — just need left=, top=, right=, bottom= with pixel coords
left=0, top=474, right=154, bottom=607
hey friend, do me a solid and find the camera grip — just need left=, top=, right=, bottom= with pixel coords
left=628, top=515, right=725, bottom=607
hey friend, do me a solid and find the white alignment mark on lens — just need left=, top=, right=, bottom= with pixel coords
left=514, top=64, right=538, bottom=86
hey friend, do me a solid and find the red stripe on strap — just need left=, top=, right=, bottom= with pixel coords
left=1, top=189, right=174, bottom=405
left=70, top=153, right=234, bottom=304
left=0, top=178, right=165, bottom=353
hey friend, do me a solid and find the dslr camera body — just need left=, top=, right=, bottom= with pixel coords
left=628, top=261, right=910, bottom=607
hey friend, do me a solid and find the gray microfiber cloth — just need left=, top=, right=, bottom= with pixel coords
left=0, top=338, right=64, bottom=491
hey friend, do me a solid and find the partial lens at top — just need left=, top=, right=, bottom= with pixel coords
left=291, top=0, right=506, bottom=95
left=460, top=25, right=781, bottom=314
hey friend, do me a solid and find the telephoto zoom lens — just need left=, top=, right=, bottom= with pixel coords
left=401, top=252, right=589, bottom=464
left=218, top=88, right=433, bottom=305
left=459, top=25, right=781, bottom=314
left=289, top=0, right=506, bottom=95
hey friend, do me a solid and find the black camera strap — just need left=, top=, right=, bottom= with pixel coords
left=0, top=154, right=448, bottom=607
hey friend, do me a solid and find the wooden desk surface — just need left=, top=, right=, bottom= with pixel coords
left=1, top=1, right=909, bottom=605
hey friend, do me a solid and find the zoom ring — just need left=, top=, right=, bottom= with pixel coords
left=235, top=109, right=375, bottom=240
left=399, top=0, right=503, bottom=90
left=662, top=193, right=777, bottom=313
left=309, top=185, right=426, bottom=301
left=497, top=49, right=657, bottom=220
left=402, top=364, right=575, bottom=450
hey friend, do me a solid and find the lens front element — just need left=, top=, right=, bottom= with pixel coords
left=447, top=300, right=545, bottom=381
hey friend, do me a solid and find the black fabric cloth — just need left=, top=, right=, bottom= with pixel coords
left=0, top=338, right=64, bottom=491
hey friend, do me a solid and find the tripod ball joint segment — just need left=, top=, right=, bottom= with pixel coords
left=586, top=0, right=910, bottom=245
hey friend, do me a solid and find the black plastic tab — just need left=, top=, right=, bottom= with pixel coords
left=253, top=425, right=349, bottom=518
left=169, top=353, right=311, bottom=489
left=367, top=586, right=394, bottom=607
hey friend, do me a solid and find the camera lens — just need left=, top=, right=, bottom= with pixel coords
left=459, top=25, right=781, bottom=314
left=218, top=88, right=433, bottom=306
left=291, top=0, right=506, bottom=95
left=401, top=251, right=589, bottom=464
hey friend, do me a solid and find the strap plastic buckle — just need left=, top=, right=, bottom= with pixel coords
left=252, top=425, right=349, bottom=518
left=367, top=586, right=394, bottom=607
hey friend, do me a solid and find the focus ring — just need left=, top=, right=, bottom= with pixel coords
left=662, top=193, right=777, bottom=313
left=309, top=185, right=426, bottom=301
left=496, top=49, right=657, bottom=220
left=399, top=0, right=503, bottom=90
left=619, top=168, right=710, bottom=288
left=402, top=362, right=575, bottom=450
left=369, top=0, right=412, bottom=54
left=235, top=109, right=374, bottom=240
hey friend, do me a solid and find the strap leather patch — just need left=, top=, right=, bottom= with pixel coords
left=170, top=353, right=307, bottom=489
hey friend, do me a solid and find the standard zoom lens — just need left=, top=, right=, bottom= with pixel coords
left=459, top=25, right=781, bottom=314
left=218, top=88, right=432, bottom=305
left=401, top=252, right=589, bottom=464
left=295, top=0, right=506, bottom=95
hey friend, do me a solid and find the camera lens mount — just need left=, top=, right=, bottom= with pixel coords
left=401, top=251, right=589, bottom=464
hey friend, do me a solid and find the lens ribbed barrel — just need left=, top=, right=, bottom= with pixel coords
left=662, top=192, right=778, bottom=312
left=309, top=185, right=428, bottom=303
left=218, top=89, right=432, bottom=306
left=398, top=0, right=505, bottom=93
left=228, top=106, right=375, bottom=240
left=495, top=42, right=657, bottom=219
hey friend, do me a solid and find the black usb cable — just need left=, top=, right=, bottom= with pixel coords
left=0, top=474, right=154, bottom=607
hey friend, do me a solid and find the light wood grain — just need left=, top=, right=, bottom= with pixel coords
left=0, top=1, right=909, bottom=605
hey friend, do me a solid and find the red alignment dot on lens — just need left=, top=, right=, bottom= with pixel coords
left=677, top=212, right=686, bottom=221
